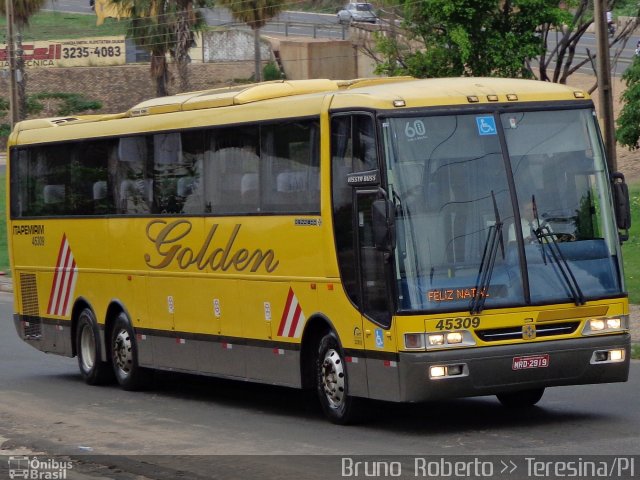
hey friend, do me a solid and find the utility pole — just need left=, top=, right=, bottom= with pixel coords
left=5, top=0, right=19, bottom=129
left=594, top=0, right=617, bottom=172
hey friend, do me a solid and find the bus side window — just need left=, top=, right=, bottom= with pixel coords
left=74, top=139, right=114, bottom=215
left=153, top=133, right=182, bottom=214
left=178, top=130, right=206, bottom=214
left=261, top=119, right=320, bottom=214
left=206, top=125, right=260, bottom=214
left=116, top=136, right=152, bottom=215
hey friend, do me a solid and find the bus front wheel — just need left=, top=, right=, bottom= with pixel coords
left=496, top=388, right=545, bottom=408
left=111, top=313, right=148, bottom=391
left=316, top=331, right=360, bottom=424
left=76, top=308, right=114, bottom=385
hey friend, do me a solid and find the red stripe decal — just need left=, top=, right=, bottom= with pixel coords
left=287, top=302, right=302, bottom=338
left=47, top=235, right=67, bottom=314
left=60, top=259, right=76, bottom=316
left=277, top=288, right=294, bottom=337
left=54, top=246, right=72, bottom=315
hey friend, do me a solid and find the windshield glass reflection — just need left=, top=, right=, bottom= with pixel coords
left=383, top=109, right=623, bottom=313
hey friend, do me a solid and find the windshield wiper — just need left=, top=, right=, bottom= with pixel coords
left=470, top=191, right=503, bottom=315
left=532, top=197, right=585, bottom=306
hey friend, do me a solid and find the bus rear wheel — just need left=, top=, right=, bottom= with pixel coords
left=76, top=308, right=114, bottom=385
left=111, top=313, right=149, bottom=391
left=316, top=331, right=360, bottom=424
left=496, top=388, right=545, bottom=408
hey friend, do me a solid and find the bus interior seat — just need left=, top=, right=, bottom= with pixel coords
left=219, top=173, right=243, bottom=202
left=177, top=176, right=196, bottom=198
left=277, top=171, right=307, bottom=192
left=119, top=179, right=152, bottom=212
left=274, top=171, right=307, bottom=208
left=211, top=147, right=259, bottom=212
left=176, top=176, right=202, bottom=213
left=241, top=172, right=259, bottom=208
left=93, top=181, right=107, bottom=200
left=44, top=185, right=65, bottom=204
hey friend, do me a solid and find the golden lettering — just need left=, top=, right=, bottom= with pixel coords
left=144, top=219, right=191, bottom=269
left=144, top=220, right=279, bottom=273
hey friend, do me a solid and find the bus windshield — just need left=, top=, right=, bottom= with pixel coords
left=383, top=108, right=623, bottom=313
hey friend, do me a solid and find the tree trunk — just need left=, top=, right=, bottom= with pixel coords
left=16, top=31, right=27, bottom=121
left=254, top=27, right=262, bottom=82
left=175, top=6, right=191, bottom=92
left=152, top=53, right=169, bottom=97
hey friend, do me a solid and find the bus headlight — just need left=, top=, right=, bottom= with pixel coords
left=429, top=363, right=468, bottom=379
left=446, top=332, right=463, bottom=344
left=591, top=349, right=625, bottom=364
left=610, top=349, right=624, bottom=361
left=607, top=318, right=621, bottom=329
left=426, top=331, right=476, bottom=350
left=582, top=316, right=628, bottom=335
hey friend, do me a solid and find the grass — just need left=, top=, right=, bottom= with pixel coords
left=621, top=182, right=640, bottom=304
left=0, top=12, right=127, bottom=41
left=626, top=183, right=640, bottom=357
left=0, top=172, right=8, bottom=275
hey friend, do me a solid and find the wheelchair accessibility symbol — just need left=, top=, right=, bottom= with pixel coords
left=375, top=329, right=384, bottom=348
left=476, top=116, right=497, bottom=136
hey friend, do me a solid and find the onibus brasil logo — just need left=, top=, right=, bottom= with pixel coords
left=7, top=456, right=73, bottom=480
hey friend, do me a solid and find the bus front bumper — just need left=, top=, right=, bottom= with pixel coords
left=398, top=334, right=630, bottom=402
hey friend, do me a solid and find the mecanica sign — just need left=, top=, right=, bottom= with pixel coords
left=0, top=37, right=126, bottom=68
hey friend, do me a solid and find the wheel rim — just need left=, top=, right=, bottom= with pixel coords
left=113, top=328, right=133, bottom=378
left=321, top=348, right=345, bottom=408
left=79, top=324, right=96, bottom=372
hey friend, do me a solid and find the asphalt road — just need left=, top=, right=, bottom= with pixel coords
left=0, top=294, right=638, bottom=479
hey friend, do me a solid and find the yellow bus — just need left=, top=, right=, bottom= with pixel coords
left=7, top=77, right=632, bottom=424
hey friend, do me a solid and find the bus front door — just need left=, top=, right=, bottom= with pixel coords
left=355, top=190, right=400, bottom=401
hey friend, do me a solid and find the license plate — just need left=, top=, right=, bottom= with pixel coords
left=512, top=354, right=549, bottom=370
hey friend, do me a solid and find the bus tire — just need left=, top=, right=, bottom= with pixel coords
left=76, top=308, right=114, bottom=385
left=316, top=331, right=360, bottom=424
left=496, top=388, right=545, bottom=408
left=111, top=312, right=148, bottom=391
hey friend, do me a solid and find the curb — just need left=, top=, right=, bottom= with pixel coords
left=0, top=276, right=12, bottom=293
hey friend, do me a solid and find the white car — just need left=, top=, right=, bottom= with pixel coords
left=337, top=3, right=378, bottom=25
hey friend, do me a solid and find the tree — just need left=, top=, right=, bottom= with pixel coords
left=373, top=0, right=567, bottom=78
left=171, top=0, right=210, bottom=92
left=217, top=0, right=283, bottom=82
left=536, top=0, right=639, bottom=91
left=616, top=57, right=640, bottom=150
left=369, top=0, right=638, bottom=85
left=0, top=0, right=48, bottom=120
left=108, top=0, right=210, bottom=96
left=108, top=0, right=172, bottom=96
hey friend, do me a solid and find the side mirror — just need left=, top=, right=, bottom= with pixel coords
left=372, top=198, right=396, bottom=252
left=611, top=172, right=631, bottom=241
